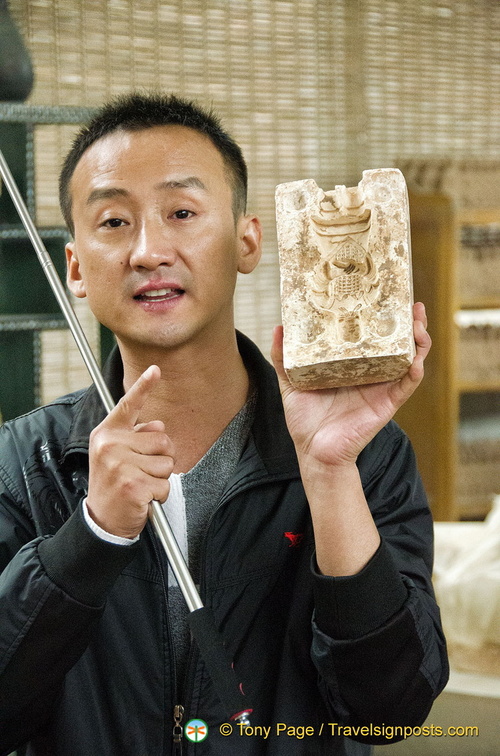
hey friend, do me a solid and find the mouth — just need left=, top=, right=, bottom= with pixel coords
left=133, top=287, right=184, bottom=302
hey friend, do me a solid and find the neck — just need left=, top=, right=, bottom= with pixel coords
left=117, top=330, right=250, bottom=472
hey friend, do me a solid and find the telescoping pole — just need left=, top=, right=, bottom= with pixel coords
left=0, top=148, right=252, bottom=726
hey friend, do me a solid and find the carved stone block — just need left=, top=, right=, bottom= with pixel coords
left=276, top=169, right=415, bottom=389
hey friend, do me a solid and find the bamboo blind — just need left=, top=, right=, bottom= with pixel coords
left=8, top=0, right=500, bottom=401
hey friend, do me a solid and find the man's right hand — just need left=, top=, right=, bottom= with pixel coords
left=86, top=365, right=175, bottom=539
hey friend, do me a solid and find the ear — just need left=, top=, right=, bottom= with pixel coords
left=65, top=242, right=87, bottom=298
left=237, top=214, right=262, bottom=274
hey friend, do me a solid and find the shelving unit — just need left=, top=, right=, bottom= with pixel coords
left=0, top=103, right=114, bottom=422
left=395, top=161, right=500, bottom=521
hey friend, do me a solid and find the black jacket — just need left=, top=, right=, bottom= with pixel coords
left=0, top=334, right=448, bottom=755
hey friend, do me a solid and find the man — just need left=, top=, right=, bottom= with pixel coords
left=0, top=93, right=448, bottom=755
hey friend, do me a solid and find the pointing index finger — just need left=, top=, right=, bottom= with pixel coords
left=106, top=365, right=161, bottom=429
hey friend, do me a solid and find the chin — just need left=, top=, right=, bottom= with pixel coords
left=116, top=326, right=197, bottom=353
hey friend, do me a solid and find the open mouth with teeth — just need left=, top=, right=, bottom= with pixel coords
left=134, top=288, right=184, bottom=302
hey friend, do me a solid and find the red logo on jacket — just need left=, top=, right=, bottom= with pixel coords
left=284, top=532, right=304, bottom=548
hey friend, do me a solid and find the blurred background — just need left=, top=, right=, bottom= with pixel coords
left=0, top=2, right=499, bottom=753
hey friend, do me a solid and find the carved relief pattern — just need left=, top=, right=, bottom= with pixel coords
left=275, top=170, right=414, bottom=389
left=308, top=189, right=382, bottom=343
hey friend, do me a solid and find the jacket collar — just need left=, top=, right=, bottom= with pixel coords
left=237, top=332, right=299, bottom=478
left=62, top=332, right=300, bottom=478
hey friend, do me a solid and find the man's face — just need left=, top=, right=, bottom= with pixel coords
left=65, top=125, right=261, bottom=354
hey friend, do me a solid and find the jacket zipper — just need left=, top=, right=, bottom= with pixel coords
left=178, top=636, right=200, bottom=752
left=147, top=524, right=185, bottom=755
left=172, top=704, right=185, bottom=752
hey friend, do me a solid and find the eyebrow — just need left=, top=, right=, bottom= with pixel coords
left=86, top=187, right=128, bottom=205
left=154, top=176, right=207, bottom=192
left=86, top=177, right=207, bottom=206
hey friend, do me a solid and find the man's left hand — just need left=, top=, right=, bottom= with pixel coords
left=271, top=302, right=431, bottom=468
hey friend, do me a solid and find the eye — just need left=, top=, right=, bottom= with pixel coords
left=102, top=217, right=126, bottom=228
left=173, top=209, right=193, bottom=220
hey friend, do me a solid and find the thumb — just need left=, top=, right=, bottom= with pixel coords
left=271, top=325, right=295, bottom=397
left=270, top=325, right=285, bottom=379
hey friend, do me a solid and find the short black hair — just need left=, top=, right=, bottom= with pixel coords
left=59, top=92, right=248, bottom=235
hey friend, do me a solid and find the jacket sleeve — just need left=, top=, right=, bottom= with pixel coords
left=0, top=474, right=140, bottom=755
left=310, top=421, right=449, bottom=744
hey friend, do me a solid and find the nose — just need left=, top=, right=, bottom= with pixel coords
left=129, top=219, right=177, bottom=270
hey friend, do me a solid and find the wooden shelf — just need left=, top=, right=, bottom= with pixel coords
left=395, top=180, right=500, bottom=522
left=458, top=208, right=500, bottom=225
left=458, top=382, right=500, bottom=393
left=460, top=299, right=500, bottom=310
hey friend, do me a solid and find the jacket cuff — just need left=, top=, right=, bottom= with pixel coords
left=37, top=501, right=141, bottom=607
left=312, top=539, right=408, bottom=640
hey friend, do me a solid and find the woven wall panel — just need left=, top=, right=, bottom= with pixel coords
left=39, top=295, right=99, bottom=404
left=9, top=0, right=500, bottom=372
left=34, top=124, right=81, bottom=226
left=362, top=0, right=500, bottom=172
